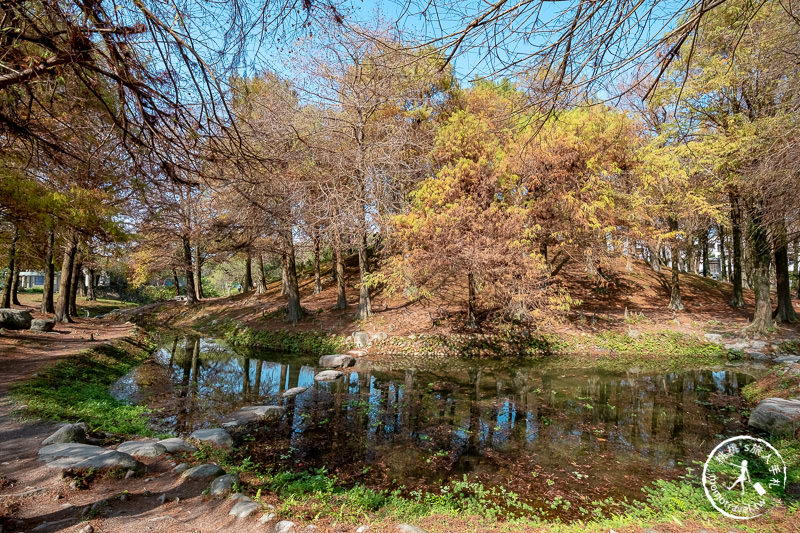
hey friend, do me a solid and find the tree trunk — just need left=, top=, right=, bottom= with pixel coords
left=719, top=224, right=728, bottom=281
left=356, top=232, right=372, bottom=320
left=668, top=218, right=684, bottom=311
left=243, top=251, right=253, bottom=292
left=772, top=219, right=797, bottom=322
left=183, top=238, right=197, bottom=305
left=729, top=193, right=745, bottom=307
left=624, top=237, right=632, bottom=272
left=700, top=229, right=710, bottom=277
left=335, top=244, right=347, bottom=310
left=467, top=271, right=478, bottom=327
left=1, top=226, right=17, bottom=308
left=795, top=239, right=800, bottom=299
left=172, top=269, right=181, bottom=296
left=747, top=210, right=773, bottom=332
left=647, top=244, right=661, bottom=272
left=256, top=254, right=267, bottom=294
left=54, top=236, right=77, bottom=322
left=41, top=229, right=55, bottom=313
left=281, top=229, right=303, bottom=325
left=280, top=252, right=288, bottom=296
left=86, top=268, right=96, bottom=301
left=10, top=262, right=21, bottom=306
left=69, top=258, right=81, bottom=317
left=313, top=234, right=322, bottom=294
left=193, top=245, right=203, bottom=300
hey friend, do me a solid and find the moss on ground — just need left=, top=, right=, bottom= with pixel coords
left=223, top=323, right=352, bottom=355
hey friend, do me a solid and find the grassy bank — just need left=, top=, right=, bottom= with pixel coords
left=11, top=331, right=157, bottom=436
left=223, top=323, right=353, bottom=355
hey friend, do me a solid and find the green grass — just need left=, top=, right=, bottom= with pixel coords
left=224, top=324, right=352, bottom=355
left=11, top=334, right=156, bottom=436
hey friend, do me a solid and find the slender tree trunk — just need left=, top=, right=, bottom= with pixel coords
left=243, top=251, right=253, bottom=292
left=280, top=253, right=288, bottom=296
left=281, top=229, right=303, bottom=325
left=719, top=224, right=728, bottom=281
left=183, top=238, right=197, bottom=305
left=86, top=268, right=96, bottom=301
left=747, top=209, right=773, bottom=332
left=1, top=226, right=17, bottom=308
left=256, top=254, right=267, bottom=294
left=313, top=234, right=322, bottom=294
left=356, top=232, right=372, bottom=320
left=624, top=237, right=632, bottom=272
left=700, top=229, right=710, bottom=277
left=647, top=244, right=661, bottom=272
left=193, top=245, right=203, bottom=300
left=730, top=193, right=745, bottom=307
left=41, top=229, right=55, bottom=313
left=772, top=219, right=797, bottom=322
left=69, top=258, right=81, bottom=317
left=172, top=269, right=181, bottom=297
left=795, top=239, right=800, bottom=299
left=335, top=244, right=347, bottom=310
left=467, top=271, right=478, bottom=327
left=54, top=236, right=77, bottom=322
left=10, top=262, right=21, bottom=306
left=668, top=218, right=684, bottom=311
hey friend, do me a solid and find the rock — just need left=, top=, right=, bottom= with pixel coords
left=394, top=525, right=427, bottom=533
left=273, top=521, right=298, bottom=533
left=117, top=440, right=167, bottom=458
left=749, top=398, right=800, bottom=436
left=775, top=355, right=800, bottom=364
left=627, top=328, right=641, bottom=339
left=173, top=463, right=189, bottom=474
left=282, top=386, right=308, bottom=399
left=38, top=443, right=139, bottom=471
left=189, top=428, right=233, bottom=448
left=229, top=497, right=259, bottom=518
left=318, top=354, right=355, bottom=369
left=157, top=493, right=167, bottom=505
left=209, top=473, right=239, bottom=496
left=42, top=424, right=87, bottom=445
left=223, top=405, right=285, bottom=428
left=230, top=492, right=249, bottom=501
left=704, top=333, right=723, bottom=343
left=371, top=332, right=388, bottom=342
left=750, top=340, right=768, bottom=351
left=724, top=340, right=749, bottom=352
left=30, top=318, right=55, bottom=332
left=747, top=351, right=768, bottom=361
left=78, top=525, right=94, bottom=533
left=158, top=438, right=197, bottom=454
left=352, top=331, right=370, bottom=348
left=314, top=370, right=344, bottom=382
left=356, top=526, right=370, bottom=533
left=0, top=308, right=32, bottom=330
left=180, top=463, right=224, bottom=480
left=259, top=512, right=277, bottom=524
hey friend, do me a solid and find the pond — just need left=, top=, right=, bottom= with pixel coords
left=114, top=334, right=760, bottom=519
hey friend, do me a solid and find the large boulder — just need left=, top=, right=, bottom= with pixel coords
left=352, top=331, right=370, bottom=348
left=318, top=354, right=355, bottom=369
left=0, top=309, right=32, bottom=330
left=222, top=406, right=285, bottom=428
left=41, top=423, right=87, bottom=445
left=189, top=428, right=233, bottom=448
left=38, top=443, right=140, bottom=471
left=209, top=473, right=239, bottom=496
left=748, top=398, right=800, bottom=436
left=30, top=318, right=55, bottom=332
left=314, top=370, right=343, bottom=382
left=158, top=437, right=197, bottom=454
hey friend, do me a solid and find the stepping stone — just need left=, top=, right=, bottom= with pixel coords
left=222, top=406, right=285, bottom=428
left=180, top=463, right=224, bottom=480
left=158, top=438, right=197, bottom=454
left=318, top=354, right=355, bottom=369
left=42, top=424, right=86, bottom=445
left=209, top=473, right=239, bottom=496
left=281, top=387, right=308, bottom=399
left=38, top=443, right=139, bottom=471
left=775, top=355, right=800, bottom=364
left=189, top=428, right=233, bottom=448
left=229, top=497, right=259, bottom=518
left=314, top=370, right=343, bottom=382
left=117, top=440, right=167, bottom=458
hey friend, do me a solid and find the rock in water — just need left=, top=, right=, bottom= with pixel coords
left=30, top=318, right=55, bottom=332
left=157, top=438, right=197, bottom=454
left=222, top=405, right=285, bottom=428
left=748, top=398, right=800, bottom=436
left=318, top=354, right=355, bottom=368
left=180, top=464, right=224, bottom=480
left=0, top=309, right=33, bottom=330
left=314, top=370, right=344, bottom=382
left=189, top=428, right=233, bottom=448
left=281, top=387, right=308, bottom=399
left=42, top=424, right=87, bottom=445
left=117, top=440, right=167, bottom=458
left=208, top=473, right=239, bottom=496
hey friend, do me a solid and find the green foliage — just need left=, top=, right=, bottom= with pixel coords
left=224, top=324, right=352, bottom=355
left=139, top=285, right=177, bottom=303
left=11, top=337, right=155, bottom=436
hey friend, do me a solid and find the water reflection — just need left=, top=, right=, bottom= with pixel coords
left=116, top=335, right=757, bottom=517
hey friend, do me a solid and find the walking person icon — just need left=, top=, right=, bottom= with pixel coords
left=727, top=459, right=751, bottom=494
